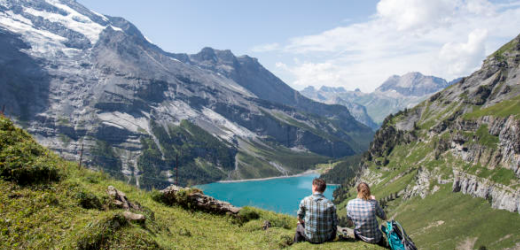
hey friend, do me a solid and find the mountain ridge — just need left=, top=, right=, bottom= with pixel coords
left=301, top=72, right=458, bottom=127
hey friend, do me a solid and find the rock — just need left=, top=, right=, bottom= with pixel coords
left=123, top=211, right=146, bottom=223
left=452, top=171, right=520, bottom=214
left=263, top=220, right=271, bottom=230
left=107, top=186, right=141, bottom=210
left=159, top=185, right=242, bottom=215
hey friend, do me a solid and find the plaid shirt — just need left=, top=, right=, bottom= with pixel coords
left=346, top=198, right=386, bottom=243
left=297, top=193, right=338, bottom=243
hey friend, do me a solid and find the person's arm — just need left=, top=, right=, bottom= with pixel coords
left=375, top=200, right=387, bottom=220
left=297, top=199, right=306, bottom=224
left=331, top=204, right=338, bottom=231
left=346, top=202, right=354, bottom=227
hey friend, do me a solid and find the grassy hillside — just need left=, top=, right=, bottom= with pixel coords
left=331, top=33, right=520, bottom=250
left=0, top=116, right=384, bottom=250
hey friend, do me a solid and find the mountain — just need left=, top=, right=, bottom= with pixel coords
left=0, top=115, right=387, bottom=250
left=375, top=72, right=450, bottom=96
left=300, top=72, right=458, bottom=127
left=0, top=0, right=373, bottom=189
left=330, top=34, right=520, bottom=249
left=301, top=86, right=379, bottom=130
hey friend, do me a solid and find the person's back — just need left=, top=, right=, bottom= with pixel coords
left=294, top=178, right=337, bottom=244
left=346, top=182, right=386, bottom=245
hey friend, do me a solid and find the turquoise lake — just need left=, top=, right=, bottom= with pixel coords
left=197, top=174, right=337, bottom=215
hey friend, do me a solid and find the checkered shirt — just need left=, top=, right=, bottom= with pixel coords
left=346, top=198, right=386, bottom=243
left=297, top=193, right=338, bottom=243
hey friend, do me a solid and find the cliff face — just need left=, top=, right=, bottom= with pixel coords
left=331, top=34, right=520, bottom=250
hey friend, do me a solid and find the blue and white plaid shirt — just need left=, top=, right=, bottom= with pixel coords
left=346, top=198, right=386, bottom=243
left=297, top=193, right=338, bottom=243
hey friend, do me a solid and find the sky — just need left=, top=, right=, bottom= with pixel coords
left=79, top=0, right=520, bottom=92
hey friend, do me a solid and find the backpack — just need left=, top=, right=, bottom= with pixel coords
left=382, top=220, right=417, bottom=250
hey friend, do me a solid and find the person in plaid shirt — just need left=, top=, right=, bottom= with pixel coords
left=347, top=182, right=387, bottom=246
left=294, top=178, right=338, bottom=244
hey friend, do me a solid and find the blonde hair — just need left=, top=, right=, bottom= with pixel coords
left=357, top=182, right=371, bottom=200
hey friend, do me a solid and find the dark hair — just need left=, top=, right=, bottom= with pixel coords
left=312, top=178, right=327, bottom=192
left=357, top=182, right=371, bottom=200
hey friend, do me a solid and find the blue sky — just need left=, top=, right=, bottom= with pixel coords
left=79, top=0, right=520, bottom=92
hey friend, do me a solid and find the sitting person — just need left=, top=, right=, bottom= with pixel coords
left=346, top=182, right=387, bottom=246
left=294, top=178, right=338, bottom=244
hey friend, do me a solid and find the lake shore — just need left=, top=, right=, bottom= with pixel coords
left=217, top=169, right=340, bottom=185
left=217, top=169, right=319, bottom=183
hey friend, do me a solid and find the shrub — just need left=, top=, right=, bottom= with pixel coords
left=76, top=191, right=103, bottom=210
left=0, top=117, right=61, bottom=185
left=76, top=213, right=128, bottom=250
left=236, top=207, right=260, bottom=225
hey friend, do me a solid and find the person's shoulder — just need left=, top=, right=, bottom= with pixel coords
left=301, top=195, right=313, bottom=202
left=323, top=197, right=335, bottom=206
left=347, top=198, right=360, bottom=205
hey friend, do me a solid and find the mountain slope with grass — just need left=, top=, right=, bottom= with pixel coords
left=330, top=34, right=520, bottom=250
left=0, top=115, right=384, bottom=250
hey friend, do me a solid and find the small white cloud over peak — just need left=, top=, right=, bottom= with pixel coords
left=250, top=43, right=280, bottom=53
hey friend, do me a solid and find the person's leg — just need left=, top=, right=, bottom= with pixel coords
left=377, top=236, right=389, bottom=248
left=328, top=229, right=337, bottom=242
left=293, top=223, right=306, bottom=243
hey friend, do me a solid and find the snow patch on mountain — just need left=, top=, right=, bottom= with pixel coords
left=110, top=25, right=123, bottom=32
left=23, top=5, right=104, bottom=44
left=0, top=11, right=69, bottom=56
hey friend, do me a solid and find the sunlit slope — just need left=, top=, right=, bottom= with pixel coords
left=0, top=116, right=384, bottom=249
left=331, top=33, right=520, bottom=250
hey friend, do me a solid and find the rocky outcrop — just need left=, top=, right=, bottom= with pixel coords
left=107, top=185, right=141, bottom=210
left=447, top=116, right=520, bottom=176
left=452, top=171, right=520, bottom=214
left=159, top=185, right=241, bottom=215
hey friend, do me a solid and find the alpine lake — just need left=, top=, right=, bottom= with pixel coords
left=197, top=173, right=337, bottom=215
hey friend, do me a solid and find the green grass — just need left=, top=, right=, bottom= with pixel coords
left=489, top=35, right=519, bottom=61
left=394, top=185, right=520, bottom=250
left=476, top=125, right=500, bottom=150
left=0, top=116, right=386, bottom=250
left=463, top=94, right=520, bottom=119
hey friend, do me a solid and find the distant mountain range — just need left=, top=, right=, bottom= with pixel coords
left=301, top=72, right=461, bottom=128
left=0, top=0, right=373, bottom=188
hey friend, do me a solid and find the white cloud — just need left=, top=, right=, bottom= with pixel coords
left=250, top=43, right=280, bottom=53
left=436, top=29, right=488, bottom=77
left=376, top=0, right=458, bottom=31
left=254, top=0, right=520, bottom=92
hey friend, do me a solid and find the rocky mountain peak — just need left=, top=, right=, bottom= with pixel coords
left=376, top=72, right=450, bottom=96
left=192, top=47, right=219, bottom=62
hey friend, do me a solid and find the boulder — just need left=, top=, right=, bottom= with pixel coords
left=123, top=211, right=146, bottom=223
left=107, top=186, right=141, bottom=210
left=159, top=185, right=241, bottom=215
